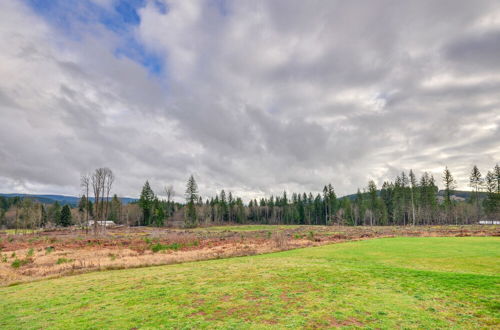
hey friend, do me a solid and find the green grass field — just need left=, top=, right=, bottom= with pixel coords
left=1, top=237, right=498, bottom=329
left=1, top=229, right=41, bottom=235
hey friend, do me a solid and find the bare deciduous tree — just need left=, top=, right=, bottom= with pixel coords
left=91, top=168, right=105, bottom=234
left=104, top=168, right=114, bottom=221
left=80, top=173, right=91, bottom=234
left=165, top=185, right=175, bottom=217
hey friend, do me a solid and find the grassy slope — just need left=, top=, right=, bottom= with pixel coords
left=1, top=237, right=498, bottom=329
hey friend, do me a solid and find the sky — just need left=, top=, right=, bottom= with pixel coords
left=0, top=0, right=499, bottom=201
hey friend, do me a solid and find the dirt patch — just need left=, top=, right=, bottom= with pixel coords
left=328, top=317, right=365, bottom=327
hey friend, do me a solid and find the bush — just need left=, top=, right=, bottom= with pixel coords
left=11, top=258, right=32, bottom=268
left=56, top=258, right=73, bottom=265
left=45, top=246, right=55, bottom=254
left=151, top=242, right=181, bottom=253
left=26, top=248, right=34, bottom=257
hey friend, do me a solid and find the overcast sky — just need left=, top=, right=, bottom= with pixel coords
left=1, top=0, right=499, bottom=200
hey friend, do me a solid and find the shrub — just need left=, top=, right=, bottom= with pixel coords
left=151, top=242, right=181, bottom=253
left=11, top=258, right=32, bottom=268
left=26, top=248, right=34, bottom=257
left=56, top=258, right=73, bottom=265
left=45, top=246, right=55, bottom=254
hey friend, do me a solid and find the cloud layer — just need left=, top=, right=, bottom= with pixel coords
left=1, top=0, right=499, bottom=200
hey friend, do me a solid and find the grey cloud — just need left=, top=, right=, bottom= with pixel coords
left=445, top=30, right=500, bottom=72
left=0, top=0, right=499, bottom=199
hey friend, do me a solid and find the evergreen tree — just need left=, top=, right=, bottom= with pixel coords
left=380, top=182, right=394, bottom=224
left=49, top=202, right=62, bottom=225
left=469, top=165, right=483, bottom=221
left=185, top=175, right=199, bottom=227
left=354, top=188, right=364, bottom=226
left=442, top=167, right=456, bottom=206
left=484, top=167, right=499, bottom=216
left=367, top=180, right=378, bottom=225
left=60, top=205, right=72, bottom=227
left=409, top=170, right=417, bottom=225
left=40, top=204, right=48, bottom=227
left=139, top=181, right=155, bottom=225
left=78, top=195, right=87, bottom=213
left=219, top=190, right=228, bottom=221
left=87, top=200, right=94, bottom=217
left=495, top=164, right=500, bottom=194
left=152, top=198, right=164, bottom=227
left=109, top=194, right=121, bottom=222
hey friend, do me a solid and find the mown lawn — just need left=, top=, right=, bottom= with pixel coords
left=1, top=237, right=498, bottom=329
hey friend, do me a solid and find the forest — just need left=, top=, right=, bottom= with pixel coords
left=1, top=164, right=499, bottom=231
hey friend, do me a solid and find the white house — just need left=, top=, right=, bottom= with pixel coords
left=479, top=220, right=500, bottom=225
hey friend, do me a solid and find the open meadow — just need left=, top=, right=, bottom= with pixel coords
left=0, top=236, right=498, bottom=329
left=1, top=225, right=498, bottom=286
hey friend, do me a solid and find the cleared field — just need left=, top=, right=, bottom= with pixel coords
left=1, top=237, right=498, bottom=329
left=1, top=225, right=497, bottom=286
left=194, top=224, right=301, bottom=231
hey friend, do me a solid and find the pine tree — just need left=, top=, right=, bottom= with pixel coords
left=139, top=181, right=155, bottom=225
left=354, top=189, right=364, bottom=226
left=442, top=167, right=456, bottom=206
left=442, top=166, right=456, bottom=223
left=109, top=194, right=121, bottom=222
left=484, top=166, right=499, bottom=216
left=380, top=182, right=394, bottom=224
left=367, top=180, right=378, bottom=226
left=409, top=170, right=417, bottom=226
left=185, top=175, right=199, bottom=227
left=494, top=164, right=500, bottom=194
left=49, top=202, right=62, bottom=225
left=40, top=204, right=48, bottom=227
left=219, top=190, right=228, bottom=221
left=60, top=205, right=72, bottom=227
left=469, top=165, right=483, bottom=221
left=78, top=195, right=87, bottom=213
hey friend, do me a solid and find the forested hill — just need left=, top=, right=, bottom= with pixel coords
left=1, top=190, right=483, bottom=207
left=341, top=190, right=485, bottom=201
left=0, top=193, right=137, bottom=206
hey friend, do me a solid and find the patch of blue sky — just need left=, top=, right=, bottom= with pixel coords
left=209, top=0, right=230, bottom=17
left=25, top=0, right=164, bottom=75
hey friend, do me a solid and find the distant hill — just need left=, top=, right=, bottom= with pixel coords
left=340, top=190, right=486, bottom=201
left=0, top=193, right=137, bottom=206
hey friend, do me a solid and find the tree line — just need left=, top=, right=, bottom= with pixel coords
left=137, top=164, right=499, bottom=228
left=0, top=164, right=498, bottom=231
